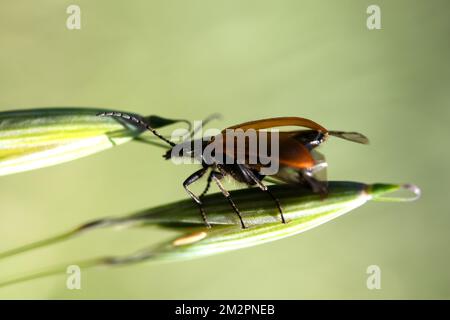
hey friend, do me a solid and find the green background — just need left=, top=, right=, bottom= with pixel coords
left=0, top=0, right=449, bottom=299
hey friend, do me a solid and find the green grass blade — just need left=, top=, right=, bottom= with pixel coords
left=0, top=181, right=420, bottom=287
left=0, top=107, right=148, bottom=176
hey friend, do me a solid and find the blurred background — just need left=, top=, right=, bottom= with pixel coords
left=0, top=0, right=449, bottom=299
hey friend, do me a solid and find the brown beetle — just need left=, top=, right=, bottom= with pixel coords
left=98, top=113, right=368, bottom=228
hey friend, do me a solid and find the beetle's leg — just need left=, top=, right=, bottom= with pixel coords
left=210, top=171, right=247, bottom=229
left=237, top=165, right=286, bottom=224
left=199, top=171, right=214, bottom=199
left=183, top=167, right=211, bottom=228
left=300, top=169, right=328, bottom=195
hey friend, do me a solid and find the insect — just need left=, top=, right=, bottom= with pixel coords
left=98, top=112, right=368, bottom=229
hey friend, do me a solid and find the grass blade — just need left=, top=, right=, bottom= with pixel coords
left=0, top=181, right=420, bottom=287
left=0, top=107, right=146, bottom=176
left=0, top=108, right=187, bottom=176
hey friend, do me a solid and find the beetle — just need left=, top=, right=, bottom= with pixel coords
left=97, top=112, right=368, bottom=228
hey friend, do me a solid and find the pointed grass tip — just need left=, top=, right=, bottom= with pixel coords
left=367, top=183, right=421, bottom=202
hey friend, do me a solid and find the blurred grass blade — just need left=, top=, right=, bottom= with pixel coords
left=0, top=181, right=420, bottom=287
left=0, top=108, right=184, bottom=176
left=146, top=115, right=192, bottom=132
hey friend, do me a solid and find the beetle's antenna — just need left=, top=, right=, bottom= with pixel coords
left=186, top=113, right=222, bottom=140
left=97, top=112, right=176, bottom=147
